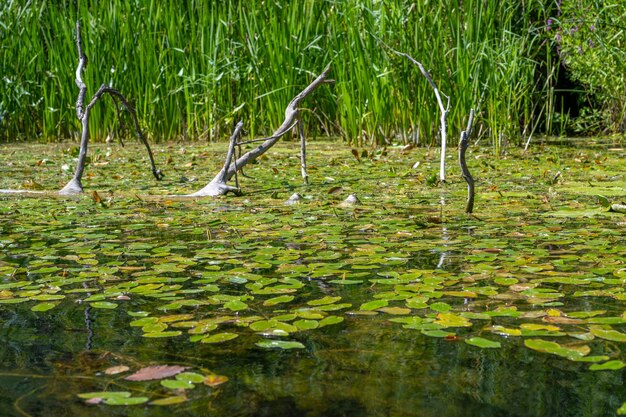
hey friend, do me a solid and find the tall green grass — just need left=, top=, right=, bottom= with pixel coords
left=0, top=0, right=557, bottom=148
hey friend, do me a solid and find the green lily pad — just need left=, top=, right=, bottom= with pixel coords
left=589, top=360, right=626, bottom=371
left=142, top=331, right=182, bottom=338
left=524, top=339, right=589, bottom=360
left=161, top=379, right=195, bottom=389
left=223, top=300, right=248, bottom=311
left=200, top=332, right=239, bottom=343
left=105, top=396, right=150, bottom=405
left=294, top=319, right=319, bottom=330
left=175, top=372, right=206, bottom=383
left=359, top=300, right=388, bottom=311
left=422, top=330, right=455, bottom=338
left=255, top=340, right=305, bottom=349
left=428, top=302, right=452, bottom=312
left=590, top=327, right=626, bottom=342
left=90, top=301, right=118, bottom=309
left=465, top=337, right=501, bottom=349
left=263, top=295, right=295, bottom=307
left=307, top=296, right=342, bottom=306
left=31, top=302, right=57, bottom=312
left=319, top=315, right=344, bottom=327
left=78, top=391, right=132, bottom=400
left=150, top=395, right=188, bottom=406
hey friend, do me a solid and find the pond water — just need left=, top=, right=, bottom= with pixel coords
left=1, top=140, right=626, bottom=416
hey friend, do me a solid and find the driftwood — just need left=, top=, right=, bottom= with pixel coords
left=59, top=21, right=162, bottom=195
left=188, top=65, right=332, bottom=197
left=390, top=49, right=450, bottom=183
left=458, top=109, right=475, bottom=213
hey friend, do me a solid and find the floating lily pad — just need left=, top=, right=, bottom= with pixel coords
left=589, top=360, right=626, bottom=371
left=201, top=332, right=239, bottom=344
left=90, top=301, right=118, bottom=309
left=263, top=295, right=295, bottom=306
left=31, top=302, right=57, bottom=312
left=176, top=372, right=206, bottom=383
left=359, top=300, right=388, bottom=311
left=161, top=379, right=195, bottom=389
left=143, top=331, right=182, bottom=338
left=255, top=340, right=305, bottom=349
left=150, top=395, right=188, bottom=406
left=78, top=391, right=132, bottom=400
left=105, top=396, right=150, bottom=405
left=465, top=337, right=501, bottom=349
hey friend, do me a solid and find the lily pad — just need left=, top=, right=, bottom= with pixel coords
left=150, top=395, right=188, bottom=406
left=465, top=337, right=501, bottom=349
left=255, top=340, right=305, bottom=349
left=31, top=302, right=57, bottom=312
left=161, top=379, right=195, bottom=389
left=359, top=300, right=388, bottom=311
left=105, top=396, right=150, bottom=405
left=201, top=332, right=239, bottom=344
left=589, top=360, right=626, bottom=371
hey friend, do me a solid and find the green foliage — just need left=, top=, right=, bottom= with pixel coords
left=556, top=0, right=626, bottom=132
left=0, top=0, right=557, bottom=147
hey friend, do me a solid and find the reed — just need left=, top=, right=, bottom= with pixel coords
left=0, top=0, right=557, bottom=148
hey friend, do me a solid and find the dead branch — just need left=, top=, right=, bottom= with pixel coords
left=459, top=109, right=475, bottom=214
left=60, top=21, right=162, bottom=195
left=188, top=65, right=332, bottom=197
left=298, top=119, right=308, bottom=184
left=388, top=48, right=450, bottom=183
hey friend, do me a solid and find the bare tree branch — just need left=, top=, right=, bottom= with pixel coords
left=60, top=20, right=163, bottom=195
left=459, top=109, right=475, bottom=214
left=386, top=47, right=449, bottom=183
left=188, top=65, right=332, bottom=197
left=298, top=119, right=308, bottom=184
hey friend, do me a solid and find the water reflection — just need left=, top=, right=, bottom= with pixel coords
left=0, top=307, right=623, bottom=417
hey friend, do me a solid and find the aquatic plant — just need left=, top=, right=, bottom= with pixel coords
left=1, top=0, right=557, bottom=148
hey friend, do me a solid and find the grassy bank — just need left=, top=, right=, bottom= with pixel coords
left=1, top=0, right=556, bottom=147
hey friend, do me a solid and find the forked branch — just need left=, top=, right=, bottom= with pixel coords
left=60, top=21, right=162, bottom=195
left=388, top=48, right=450, bottom=183
left=188, top=65, right=332, bottom=197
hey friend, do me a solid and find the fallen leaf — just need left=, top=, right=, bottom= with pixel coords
left=85, top=397, right=103, bottom=405
left=204, top=375, right=229, bottom=387
left=104, top=365, right=130, bottom=375
left=124, top=365, right=189, bottom=382
left=543, top=316, right=584, bottom=324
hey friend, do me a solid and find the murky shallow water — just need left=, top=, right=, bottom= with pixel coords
left=1, top=141, right=626, bottom=416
